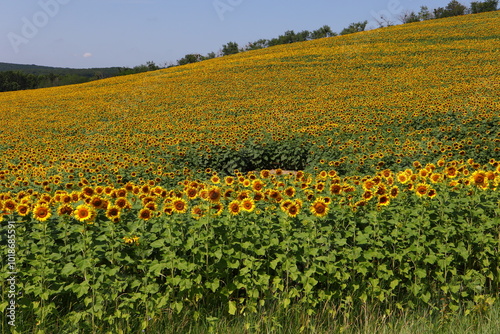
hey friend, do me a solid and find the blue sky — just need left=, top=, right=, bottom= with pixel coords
left=1, top=0, right=461, bottom=68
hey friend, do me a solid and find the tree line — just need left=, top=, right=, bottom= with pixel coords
left=393, top=0, right=497, bottom=25
left=175, top=0, right=497, bottom=66
left=0, top=62, right=161, bottom=92
left=1, top=0, right=497, bottom=92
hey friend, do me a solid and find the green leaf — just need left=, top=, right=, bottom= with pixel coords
left=415, top=268, right=426, bottom=278
left=150, top=239, right=165, bottom=248
left=421, top=291, right=431, bottom=303
left=149, top=263, right=167, bottom=276
left=60, top=263, right=76, bottom=276
left=228, top=300, right=237, bottom=315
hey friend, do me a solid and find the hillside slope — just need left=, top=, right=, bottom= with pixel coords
left=0, top=12, right=498, bottom=188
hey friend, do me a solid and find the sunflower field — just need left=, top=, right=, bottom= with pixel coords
left=0, top=11, right=499, bottom=333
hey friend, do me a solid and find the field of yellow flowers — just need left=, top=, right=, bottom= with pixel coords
left=0, top=11, right=499, bottom=332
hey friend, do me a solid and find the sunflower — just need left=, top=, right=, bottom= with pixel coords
left=90, top=196, right=105, bottom=209
left=222, top=176, right=234, bottom=186
left=221, top=188, right=233, bottom=199
left=139, top=208, right=153, bottom=220
left=362, top=190, right=374, bottom=201
left=415, top=184, right=429, bottom=197
left=211, top=203, right=224, bottom=216
left=386, top=177, right=394, bottom=186
left=4, top=199, right=17, bottom=212
left=346, top=185, right=357, bottom=193
left=57, top=204, right=74, bottom=216
left=330, top=184, right=343, bottom=195
left=70, top=192, right=81, bottom=202
left=280, top=199, right=294, bottom=212
left=82, top=186, right=94, bottom=197
left=115, top=198, right=130, bottom=209
left=397, top=173, right=409, bottom=184
left=242, top=179, right=251, bottom=187
left=444, top=166, right=458, bottom=178
left=259, top=170, right=270, bottom=178
left=310, top=198, right=329, bottom=218
left=228, top=200, right=241, bottom=216
left=240, top=198, right=256, bottom=212
left=123, top=236, right=140, bottom=245
left=237, top=190, right=250, bottom=201
left=115, top=188, right=128, bottom=198
left=286, top=202, right=300, bottom=218
left=429, top=173, right=443, bottom=184
left=315, top=182, right=325, bottom=192
left=191, top=206, right=205, bottom=220
left=362, top=180, right=376, bottom=191
left=145, top=201, right=157, bottom=211
left=33, top=203, right=51, bottom=222
left=284, top=186, right=296, bottom=198
left=106, top=206, right=121, bottom=220
left=378, top=195, right=390, bottom=206
left=381, top=169, right=392, bottom=178
left=185, top=187, right=198, bottom=199
left=268, top=189, right=281, bottom=200
left=471, top=171, right=487, bottom=186
left=163, top=203, right=174, bottom=215
left=74, top=204, right=95, bottom=222
left=354, top=200, right=367, bottom=208
left=206, top=186, right=222, bottom=203
left=389, top=186, right=399, bottom=199
left=16, top=203, right=30, bottom=216
left=251, top=180, right=265, bottom=192
left=419, top=169, right=430, bottom=178
left=427, top=189, right=437, bottom=199
left=375, top=185, right=386, bottom=196
left=172, top=198, right=188, bottom=214
left=253, top=191, right=265, bottom=201
left=210, top=175, right=221, bottom=184
left=141, top=185, right=151, bottom=195
left=61, top=195, right=72, bottom=204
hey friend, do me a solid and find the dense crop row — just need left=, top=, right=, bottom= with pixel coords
left=1, top=161, right=499, bottom=330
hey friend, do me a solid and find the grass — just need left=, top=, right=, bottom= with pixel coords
left=81, top=300, right=500, bottom=334
left=122, top=303, right=497, bottom=334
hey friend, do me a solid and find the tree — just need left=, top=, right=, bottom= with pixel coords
left=418, top=6, right=433, bottom=20
left=222, top=42, right=240, bottom=56
left=398, top=10, right=421, bottom=23
left=147, top=61, right=159, bottom=71
left=434, top=0, right=467, bottom=19
left=340, top=21, right=368, bottom=35
left=311, top=25, right=337, bottom=39
left=177, top=54, right=204, bottom=66
left=470, top=0, right=498, bottom=13
left=205, top=51, right=217, bottom=59
left=245, top=39, right=269, bottom=51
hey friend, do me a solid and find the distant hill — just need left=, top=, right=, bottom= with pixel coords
left=0, top=62, right=122, bottom=78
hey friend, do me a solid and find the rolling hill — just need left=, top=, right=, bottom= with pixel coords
left=0, top=11, right=498, bottom=188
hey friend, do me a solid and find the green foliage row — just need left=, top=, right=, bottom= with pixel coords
left=173, top=109, right=499, bottom=178
left=1, top=182, right=499, bottom=331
